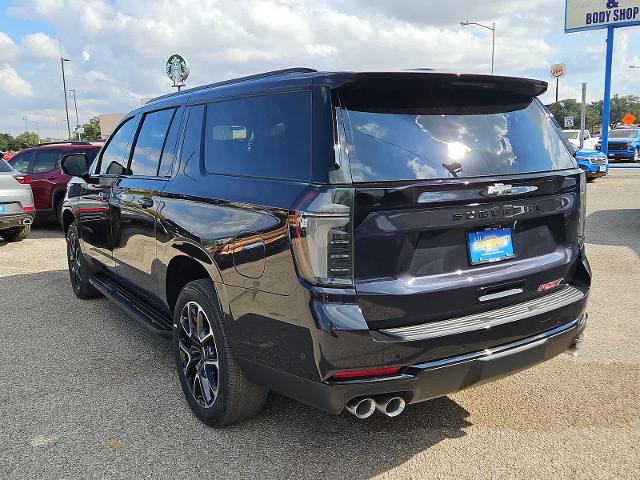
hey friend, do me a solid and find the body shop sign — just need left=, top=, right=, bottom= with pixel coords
left=566, top=0, right=640, bottom=32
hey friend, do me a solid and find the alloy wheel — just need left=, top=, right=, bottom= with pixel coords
left=178, top=301, right=220, bottom=408
left=68, top=230, right=82, bottom=287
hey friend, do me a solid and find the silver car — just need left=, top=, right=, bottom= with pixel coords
left=0, top=159, right=34, bottom=242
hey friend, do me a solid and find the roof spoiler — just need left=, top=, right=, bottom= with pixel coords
left=325, top=72, right=548, bottom=98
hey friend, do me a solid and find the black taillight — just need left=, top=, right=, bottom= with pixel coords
left=290, top=187, right=354, bottom=287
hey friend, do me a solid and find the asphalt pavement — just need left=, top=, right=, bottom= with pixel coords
left=1, top=169, right=639, bottom=479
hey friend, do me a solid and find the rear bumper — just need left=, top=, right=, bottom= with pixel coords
left=0, top=213, right=34, bottom=230
left=240, top=315, right=586, bottom=414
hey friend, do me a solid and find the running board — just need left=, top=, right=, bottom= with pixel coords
left=89, top=274, right=173, bottom=337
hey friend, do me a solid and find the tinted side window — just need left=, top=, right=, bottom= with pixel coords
left=99, top=118, right=136, bottom=175
left=204, top=92, right=311, bottom=181
left=158, top=109, right=183, bottom=177
left=10, top=151, right=33, bottom=173
left=33, top=150, right=61, bottom=173
left=178, top=105, right=204, bottom=176
left=129, top=108, right=176, bottom=176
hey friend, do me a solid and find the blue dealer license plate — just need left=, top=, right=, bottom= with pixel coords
left=468, top=227, right=515, bottom=265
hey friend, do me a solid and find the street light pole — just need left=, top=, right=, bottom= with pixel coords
left=59, top=42, right=71, bottom=140
left=461, top=21, right=496, bottom=74
left=68, top=89, right=80, bottom=140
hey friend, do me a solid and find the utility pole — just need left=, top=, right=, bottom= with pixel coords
left=68, top=89, right=80, bottom=140
left=580, top=83, right=587, bottom=149
left=59, top=40, right=71, bottom=140
left=22, top=116, right=27, bottom=133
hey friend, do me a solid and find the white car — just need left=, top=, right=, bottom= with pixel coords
left=0, top=159, right=35, bottom=241
left=564, top=129, right=598, bottom=150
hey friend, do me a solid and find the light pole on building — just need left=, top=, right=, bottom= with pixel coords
left=460, top=21, right=496, bottom=74
left=68, top=89, right=80, bottom=140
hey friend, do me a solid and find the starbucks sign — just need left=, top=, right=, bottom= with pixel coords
left=166, top=54, right=190, bottom=86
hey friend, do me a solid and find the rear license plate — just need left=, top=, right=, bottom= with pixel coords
left=468, top=227, right=515, bottom=265
left=0, top=204, right=5, bottom=214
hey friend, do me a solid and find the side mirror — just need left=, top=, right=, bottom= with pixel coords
left=61, top=153, right=89, bottom=178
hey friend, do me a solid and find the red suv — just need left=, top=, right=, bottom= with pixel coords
left=8, top=142, right=100, bottom=222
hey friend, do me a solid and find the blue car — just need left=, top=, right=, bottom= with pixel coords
left=575, top=148, right=608, bottom=181
left=595, top=128, right=640, bottom=162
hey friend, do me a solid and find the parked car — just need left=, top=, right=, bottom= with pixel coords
left=60, top=69, right=590, bottom=426
left=0, top=159, right=34, bottom=241
left=564, top=129, right=598, bottom=150
left=595, top=128, right=640, bottom=162
left=8, top=141, right=100, bottom=222
left=575, top=148, right=608, bottom=181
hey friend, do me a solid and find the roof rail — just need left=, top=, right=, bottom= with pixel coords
left=147, top=67, right=318, bottom=104
left=28, top=141, right=94, bottom=148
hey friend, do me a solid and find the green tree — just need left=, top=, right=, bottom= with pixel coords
left=548, top=94, right=640, bottom=133
left=0, top=133, right=13, bottom=151
left=12, top=132, right=41, bottom=150
left=81, top=116, right=101, bottom=141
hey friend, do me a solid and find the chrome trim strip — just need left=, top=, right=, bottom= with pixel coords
left=411, top=317, right=581, bottom=371
left=379, top=285, right=584, bottom=341
left=478, top=287, right=523, bottom=302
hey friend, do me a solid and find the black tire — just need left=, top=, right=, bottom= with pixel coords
left=587, top=177, right=596, bottom=183
left=66, top=222, right=101, bottom=299
left=0, top=225, right=30, bottom=242
left=55, top=198, right=64, bottom=228
left=174, top=279, right=268, bottom=426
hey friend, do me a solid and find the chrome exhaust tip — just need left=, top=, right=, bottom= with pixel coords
left=22, top=218, right=32, bottom=225
left=374, top=395, right=406, bottom=417
left=345, top=397, right=376, bottom=419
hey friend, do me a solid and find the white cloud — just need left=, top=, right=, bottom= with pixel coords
left=1, top=0, right=640, bottom=138
left=0, top=64, right=33, bottom=98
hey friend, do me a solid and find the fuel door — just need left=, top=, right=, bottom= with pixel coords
left=232, top=231, right=266, bottom=279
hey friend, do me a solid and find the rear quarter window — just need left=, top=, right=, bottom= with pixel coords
left=203, top=92, right=311, bottom=181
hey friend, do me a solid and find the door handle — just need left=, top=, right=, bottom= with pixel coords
left=138, top=198, right=154, bottom=209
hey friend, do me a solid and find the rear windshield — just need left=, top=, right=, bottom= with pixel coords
left=339, top=92, right=576, bottom=182
left=609, top=129, right=638, bottom=139
left=0, top=159, right=13, bottom=172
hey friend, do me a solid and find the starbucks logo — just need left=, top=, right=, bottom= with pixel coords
left=166, top=54, right=190, bottom=85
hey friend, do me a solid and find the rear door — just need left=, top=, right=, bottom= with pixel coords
left=336, top=79, right=583, bottom=331
left=111, top=106, right=180, bottom=295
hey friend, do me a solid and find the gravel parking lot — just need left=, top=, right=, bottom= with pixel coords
left=1, top=169, right=639, bottom=480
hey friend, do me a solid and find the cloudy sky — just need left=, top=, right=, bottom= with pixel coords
left=1, top=0, right=640, bottom=139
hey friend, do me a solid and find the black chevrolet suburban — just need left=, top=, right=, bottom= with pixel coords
left=60, top=68, right=590, bottom=426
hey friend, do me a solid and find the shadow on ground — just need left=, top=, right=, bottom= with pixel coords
left=0, top=269, right=473, bottom=479
left=586, top=209, right=640, bottom=257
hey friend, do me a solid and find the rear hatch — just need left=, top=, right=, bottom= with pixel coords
left=334, top=73, right=585, bottom=330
